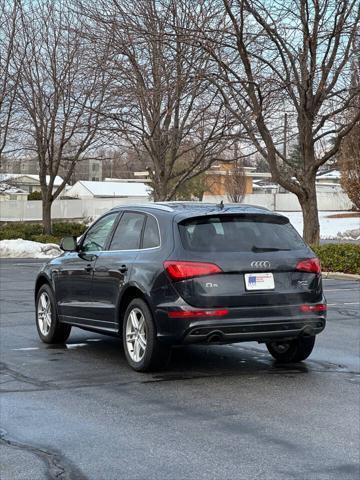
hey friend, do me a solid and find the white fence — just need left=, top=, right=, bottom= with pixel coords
left=204, top=192, right=353, bottom=212
left=0, top=197, right=149, bottom=222
left=0, top=192, right=353, bottom=222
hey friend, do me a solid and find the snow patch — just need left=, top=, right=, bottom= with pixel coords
left=0, top=239, right=62, bottom=258
left=280, top=211, right=360, bottom=240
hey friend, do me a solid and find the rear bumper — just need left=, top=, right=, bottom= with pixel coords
left=155, top=303, right=326, bottom=344
left=182, top=317, right=325, bottom=344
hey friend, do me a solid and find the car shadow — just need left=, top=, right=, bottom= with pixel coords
left=45, top=332, right=310, bottom=382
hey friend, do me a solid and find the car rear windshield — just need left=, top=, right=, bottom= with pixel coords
left=178, top=214, right=306, bottom=252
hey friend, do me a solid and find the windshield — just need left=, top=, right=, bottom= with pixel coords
left=178, top=215, right=306, bottom=252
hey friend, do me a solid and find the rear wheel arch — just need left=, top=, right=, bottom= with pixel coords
left=117, top=286, right=155, bottom=334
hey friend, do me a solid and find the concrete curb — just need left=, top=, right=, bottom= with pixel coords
left=323, top=272, right=360, bottom=282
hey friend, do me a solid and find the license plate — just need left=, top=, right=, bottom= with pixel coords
left=245, top=272, right=275, bottom=290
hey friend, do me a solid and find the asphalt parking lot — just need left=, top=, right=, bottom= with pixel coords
left=0, top=258, right=359, bottom=480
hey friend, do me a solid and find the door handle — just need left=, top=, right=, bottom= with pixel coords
left=119, top=265, right=128, bottom=273
left=84, top=264, right=93, bottom=272
left=94, top=266, right=107, bottom=273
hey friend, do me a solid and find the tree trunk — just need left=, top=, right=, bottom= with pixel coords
left=42, top=198, right=52, bottom=235
left=151, top=173, right=168, bottom=201
left=298, top=182, right=320, bottom=245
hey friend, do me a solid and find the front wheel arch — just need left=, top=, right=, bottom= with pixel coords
left=34, top=274, right=52, bottom=301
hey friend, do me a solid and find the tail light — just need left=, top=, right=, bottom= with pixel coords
left=300, top=304, right=327, bottom=313
left=164, top=261, right=222, bottom=281
left=296, top=258, right=321, bottom=274
left=168, top=309, right=229, bottom=318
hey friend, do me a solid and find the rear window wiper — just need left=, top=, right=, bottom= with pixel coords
left=251, top=246, right=291, bottom=252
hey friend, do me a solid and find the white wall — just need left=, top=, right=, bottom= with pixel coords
left=65, top=182, right=91, bottom=198
left=0, top=192, right=353, bottom=222
left=0, top=197, right=150, bottom=221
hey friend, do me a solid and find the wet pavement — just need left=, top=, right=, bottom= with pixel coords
left=0, top=259, right=359, bottom=479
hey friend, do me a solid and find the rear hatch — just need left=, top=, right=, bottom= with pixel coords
left=167, top=213, right=322, bottom=308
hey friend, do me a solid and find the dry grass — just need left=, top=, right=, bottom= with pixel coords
left=326, top=212, right=360, bottom=219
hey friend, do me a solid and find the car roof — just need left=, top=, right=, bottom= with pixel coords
left=110, top=202, right=287, bottom=221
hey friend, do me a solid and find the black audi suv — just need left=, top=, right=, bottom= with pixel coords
left=35, top=203, right=326, bottom=371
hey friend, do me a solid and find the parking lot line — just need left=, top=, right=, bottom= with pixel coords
left=326, top=303, right=359, bottom=306
left=324, top=288, right=359, bottom=292
left=12, top=347, right=39, bottom=351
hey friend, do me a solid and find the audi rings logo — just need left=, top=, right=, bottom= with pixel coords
left=251, top=260, right=271, bottom=269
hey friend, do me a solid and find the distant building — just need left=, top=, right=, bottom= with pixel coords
left=315, top=169, right=343, bottom=193
left=0, top=183, right=28, bottom=201
left=104, top=177, right=152, bottom=184
left=65, top=180, right=150, bottom=200
left=0, top=174, right=66, bottom=195
left=0, top=156, right=38, bottom=175
left=316, top=169, right=341, bottom=185
left=252, top=180, right=280, bottom=194
left=70, top=159, right=102, bottom=183
left=204, top=163, right=252, bottom=196
left=0, top=157, right=102, bottom=183
left=204, top=163, right=274, bottom=196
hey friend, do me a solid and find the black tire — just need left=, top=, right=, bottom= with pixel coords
left=36, top=284, right=71, bottom=344
left=122, top=298, right=171, bottom=372
left=266, top=336, right=316, bottom=363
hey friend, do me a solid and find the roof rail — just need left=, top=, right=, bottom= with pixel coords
left=112, top=203, right=174, bottom=212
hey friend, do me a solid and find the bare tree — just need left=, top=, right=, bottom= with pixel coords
left=98, top=148, right=144, bottom=180
left=339, top=124, right=360, bottom=210
left=0, top=0, right=22, bottom=162
left=339, top=53, right=360, bottom=209
left=13, top=0, right=109, bottom=233
left=84, top=0, right=235, bottom=201
left=200, top=0, right=360, bottom=243
left=225, top=161, right=246, bottom=203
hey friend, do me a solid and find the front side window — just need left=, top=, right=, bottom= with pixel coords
left=109, top=212, right=145, bottom=250
left=179, top=215, right=306, bottom=252
left=81, top=213, right=118, bottom=252
left=142, top=215, right=160, bottom=249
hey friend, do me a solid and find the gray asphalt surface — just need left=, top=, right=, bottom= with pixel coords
left=0, top=258, right=359, bottom=480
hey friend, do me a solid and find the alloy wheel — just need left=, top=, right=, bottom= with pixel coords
left=125, top=307, right=147, bottom=363
left=37, top=292, right=52, bottom=336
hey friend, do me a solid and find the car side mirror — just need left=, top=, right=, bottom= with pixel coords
left=60, top=236, right=78, bottom=252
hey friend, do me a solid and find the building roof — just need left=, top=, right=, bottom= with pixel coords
left=251, top=172, right=273, bottom=179
left=0, top=183, right=28, bottom=195
left=316, top=169, right=341, bottom=180
left=70, top=180, right=150, bottom=197
left=104, top=178, right=152, bottom=183
left=253, top=182, right=279, bottom=190
left=0, top=173, right=64, bottom=186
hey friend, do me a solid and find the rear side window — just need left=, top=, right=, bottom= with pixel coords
left=142, top=215, right=160, bottom=249
left=178, top=215, right=305, bottom=252
left=109, top=212, right=145, bottom=250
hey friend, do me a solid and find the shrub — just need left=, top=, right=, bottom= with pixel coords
left=31, top=234, right=59, bottom=244
left=312, top=243, right=360, bottom=275
left=0, top=221, right=87, bottom=244
left=0, top=222, right=42, bottom=240
left=52, top=222, right=87, bottom=237
left=28, top=191, right=42, bottom=200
